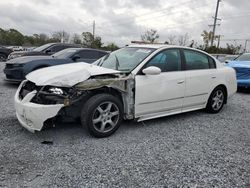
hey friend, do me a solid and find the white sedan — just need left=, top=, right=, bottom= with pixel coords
left=15, top=44, right=237, bottom=137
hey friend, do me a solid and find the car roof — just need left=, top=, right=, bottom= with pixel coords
left=68, top=48, right=108, bottom=53
left=128, top=44, right=173, bottom=49
left=128, top=44, right=199, bottom=51
left=127, top=44, right=212, bottom=56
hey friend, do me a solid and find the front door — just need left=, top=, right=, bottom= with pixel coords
left=134, top=49, right=185, bottom=120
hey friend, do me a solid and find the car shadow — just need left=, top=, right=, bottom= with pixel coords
left=237, top=87, right=250, bottom=94
left=32, top=109, right=208, bottom=141
left=1, top=81, right=20, bottom=89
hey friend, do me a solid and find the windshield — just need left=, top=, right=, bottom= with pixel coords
left=235, top=53, right=250, bottom=61
left=52, top=48, right=78, bottom=59
left=98, top=47, right=155, bottom=72
left=33, top=43, right=54, bottom=52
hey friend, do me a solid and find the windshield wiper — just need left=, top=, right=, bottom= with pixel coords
left=115, top=55, right=120, bottom=70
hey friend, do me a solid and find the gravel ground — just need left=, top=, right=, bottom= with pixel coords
left=0, top=62, right=249, bottom=187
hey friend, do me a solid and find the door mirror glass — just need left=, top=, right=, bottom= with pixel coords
left=45, top=49, right=51, bottom=54
left=142, top=66, right=161, bottom=75
left=72, top=54, right=81, bottom=61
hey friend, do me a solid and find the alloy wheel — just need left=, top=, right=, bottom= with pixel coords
left=92, top=102, right=120, bottom=133
left=211, top=90, right=224, bottom=111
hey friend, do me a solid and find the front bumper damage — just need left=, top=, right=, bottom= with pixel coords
left=14, top=74, right=135, bottom=133
left=15, top=81, right=64, bottom=132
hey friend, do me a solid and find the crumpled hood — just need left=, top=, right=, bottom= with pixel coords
left=7, top=56, right=53, bottom=64
left=227, top=61, right=250, bottom=68
left=26, top=62, right=120, bottom=87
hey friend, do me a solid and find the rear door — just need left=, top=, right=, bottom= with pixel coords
left=135, top=49, right=185, bottom=120
left=182, top=49, right=218, bottom=111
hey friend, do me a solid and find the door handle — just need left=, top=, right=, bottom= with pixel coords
left=211, top=76, right=216, bottom=79
left=177, top=80, right=185, bottom=84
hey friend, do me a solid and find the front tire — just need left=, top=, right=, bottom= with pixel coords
left=81, top=94, right=123, bottom=138
left=0, top=53, right=7, bottom=62
left=206, top=86, right=226, bottom=113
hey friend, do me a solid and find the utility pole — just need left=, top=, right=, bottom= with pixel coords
left=217, top=35, right=221, bottom=49
left=211, top=0, right=221, bottom=47
left=93, top=20, right=95, bottom=39
left=244, top=39, right=249, bottom=52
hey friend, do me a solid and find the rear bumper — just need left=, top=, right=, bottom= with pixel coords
left=15, top=81, right=64, bottom=132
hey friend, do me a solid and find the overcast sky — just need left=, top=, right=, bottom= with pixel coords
left=0, top=0, right=250, bottom=48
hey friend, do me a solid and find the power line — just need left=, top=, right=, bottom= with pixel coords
left=97, top=0, right=209, bottom=28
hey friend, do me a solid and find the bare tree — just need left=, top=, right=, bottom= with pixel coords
left=52, top=31, right=70, bottom=43
left=71, top=33, right=82, bottom=44
left=178, top=33, right=190, bottom=46
left=141, top=29, right=159, bottom=43
left=167, top=34, right=177, bottom=45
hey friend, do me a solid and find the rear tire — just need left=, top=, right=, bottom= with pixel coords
left=206, top=86, right=226, bottom=113
left=81, top=94, right=123, bottom=138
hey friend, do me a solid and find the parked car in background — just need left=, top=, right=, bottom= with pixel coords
left=210, top=54, right=238, bottom=63
left=226, top=53, right=250, bottom=88
left=0, top=46, right=13, bottom=61
left=210, top=54, right=227, bottom=62
left=223, top=55, right=238, bottom=62
left=14, top=44, right=237, bottom=137
left=7, top=43, right=80, bottom=60
left=7, top=46, right=24, bottom=51
left=4, top=48, right=108, bottom=82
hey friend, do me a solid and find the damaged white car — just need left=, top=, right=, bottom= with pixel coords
left=15, top=45, right=237, bottom=137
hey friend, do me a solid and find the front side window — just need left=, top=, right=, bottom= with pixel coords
left=99, top=47, right=155, bottom=72
left=52, top=49, right=77, bottom=59
left=184, top=50, right=210, bottom=70
left=145, top=49, right=181, bottom=72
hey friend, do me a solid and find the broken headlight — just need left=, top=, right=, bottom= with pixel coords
left=47, top=87, right=68, bottom=96
left=31, top=86, right=84, bottom=105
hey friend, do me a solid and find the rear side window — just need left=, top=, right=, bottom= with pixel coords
left=184, top=50, right=210, bottom=70
left=208, top=56, right=216, bottom=68
left=48, top=45, right=65, bottom=52
left=78, top=50, right=99, bottom=59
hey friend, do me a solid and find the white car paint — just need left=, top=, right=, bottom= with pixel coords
left=135, top=71, right=185, bottom=120
left=15, top=81, right=64, bottom=132
left=14, top=44, right=237, bottom=133
left=26, top=62, right=120, bottom=87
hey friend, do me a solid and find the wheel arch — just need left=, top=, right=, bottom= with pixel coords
left=209, top=84, right=228, bottom=104
left=89, top=86, right=124, bottom=106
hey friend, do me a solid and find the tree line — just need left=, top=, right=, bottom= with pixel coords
left=0, top=27, right=243, bottom=54
left=0, top=28, right=119, bottom=51
left=141, top=29, right=243, bottom=54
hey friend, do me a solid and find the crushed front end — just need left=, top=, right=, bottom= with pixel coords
left=14, top=80, right=86, bottom=132
left=15, top=74, right=135, bottom=133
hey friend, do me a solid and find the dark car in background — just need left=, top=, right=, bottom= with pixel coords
left=4, top=48, right=108, bottom=82
left=0, top=46, right=13, bottom=61
left=7, top=43, right=80, bottom=60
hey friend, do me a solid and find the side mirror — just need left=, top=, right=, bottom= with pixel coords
left=142, top=66, right=161, bottom=75
left=45, top=49, right=51, bottom=54
left=72, top=54, right=81, bottom=61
